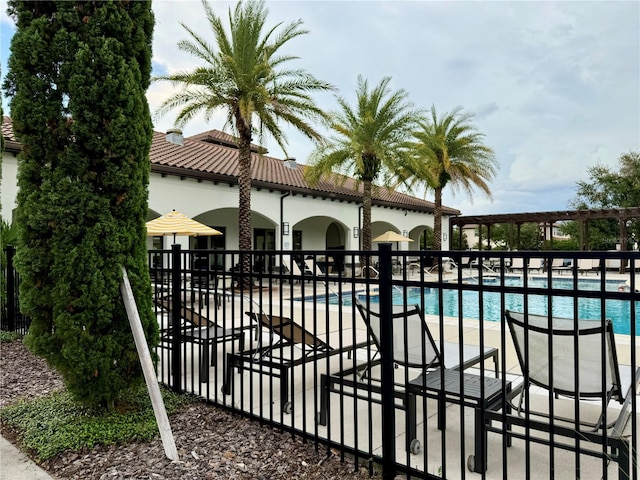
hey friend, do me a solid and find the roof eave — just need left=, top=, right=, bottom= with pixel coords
left=153, top=168, right=457, bottom=216
left=151, top=164, right=237, bottom=185
left=3, top=139, right=21, bottom=153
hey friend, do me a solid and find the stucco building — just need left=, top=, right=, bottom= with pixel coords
left=1, top=117, right=459, bottom=271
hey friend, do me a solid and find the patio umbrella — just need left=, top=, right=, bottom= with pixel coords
left=146, top=210, right=222, bottom=242
left=372, top=231, right=413, bottom=243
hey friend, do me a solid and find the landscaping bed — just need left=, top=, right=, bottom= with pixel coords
left=0, top=337, right=371, bottom=479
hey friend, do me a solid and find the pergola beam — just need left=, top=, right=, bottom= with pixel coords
left=451, top=208, right=639, bottom=257
left=451, top=207, right=640, bottom=226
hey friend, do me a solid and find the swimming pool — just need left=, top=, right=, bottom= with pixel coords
left=316, top=277, right=638, bottom=335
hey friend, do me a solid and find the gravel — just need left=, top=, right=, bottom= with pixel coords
left=1, top=339, right=372, bottom=479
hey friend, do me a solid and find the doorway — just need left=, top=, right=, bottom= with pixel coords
left=254, top=228, right=276, bottom=272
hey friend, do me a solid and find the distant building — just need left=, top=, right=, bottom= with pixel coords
left=459, top=221, right=570, bottom=251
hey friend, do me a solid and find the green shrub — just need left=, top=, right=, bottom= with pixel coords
left=6, top=0, right=158, bottom=409
left=0, top=331, right=22, bottom=343
left=0, top=385, right=196, bottom=460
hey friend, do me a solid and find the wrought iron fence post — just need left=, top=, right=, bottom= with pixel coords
left=6, top=245, right=16, bottom=331
left=171, top=243, right=183, bottom=393
left=377, top=242, right=396, bottom=479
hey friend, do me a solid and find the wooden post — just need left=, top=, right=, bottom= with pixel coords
left=120, top=266, right=178, bottom=461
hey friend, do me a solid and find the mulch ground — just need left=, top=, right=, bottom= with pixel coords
left=0, top=339, right=374, bottom=479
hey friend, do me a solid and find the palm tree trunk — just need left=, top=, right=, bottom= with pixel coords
left=236, top=115, right=253, bottom=287
left=433, top=187, right=443, bottom=250
left=362, top=179, right=372, bottom=252
left=360, top=179, right=373, bottom=277
left=237, top=145, right=252, bottom=252
left=432, top=187, right=443, bottom=268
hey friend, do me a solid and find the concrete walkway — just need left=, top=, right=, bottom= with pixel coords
left=0, top=435, right=54, bottom=480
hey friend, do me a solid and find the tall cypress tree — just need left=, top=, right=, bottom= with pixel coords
left=4, top=1, right=157, bottom=409
left=1, top=70, right=4, bottom=311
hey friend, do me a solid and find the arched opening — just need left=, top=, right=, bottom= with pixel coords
left=326, top=221, right=346, bottom=273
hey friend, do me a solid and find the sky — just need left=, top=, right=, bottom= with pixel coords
left=1, top=1, right=639, bottom=217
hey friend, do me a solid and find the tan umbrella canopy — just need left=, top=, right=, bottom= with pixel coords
left=372, top=230, right=413, bottom=243
left=146, top=210, right=222, bottom=242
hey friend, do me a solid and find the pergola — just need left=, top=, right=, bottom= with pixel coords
left=450, top=207, right=640, bottom=252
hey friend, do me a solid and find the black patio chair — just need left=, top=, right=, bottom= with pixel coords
left=155, top=299, right=246, bottom=383
left=222, top=311, right=370, bottom=414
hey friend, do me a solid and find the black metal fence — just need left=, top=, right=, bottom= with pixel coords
left=149, top=246, right=638, bottom=480
left=1, top=245, right=30, bottom=334
left=3, top=245, right=638, bottom=479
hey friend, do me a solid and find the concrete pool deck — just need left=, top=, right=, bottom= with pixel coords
left=160, top=271, right=639, bottom=479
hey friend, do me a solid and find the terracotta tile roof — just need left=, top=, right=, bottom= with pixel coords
left=2, top=117, right=459, bottom=215
left=1, top=117, right=21, bottom=152
left=151, top=130, right=455, bottom=213
left=186, top=129, right=266, bottom=153
left=1, top=117, right=15, bottom=141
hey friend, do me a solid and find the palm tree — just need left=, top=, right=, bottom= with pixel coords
left=305, top=76, right=421, bottom=253
left=408, top=105, right=497, bottom=253
left=155, top=0, right=333, bottom=272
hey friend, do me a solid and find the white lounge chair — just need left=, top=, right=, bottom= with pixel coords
left=504, top=310, right=639, bottom=479
left=281, top=255, right=311, bottom=282
left=528, top=258, right=544, bottom=273
left=355, top=299, right=498, bottom=376
left=551, top=258, right=572, bottom=275
left=508, top=257, right=526, bottom=273
left=304, top=258, right=325, bottom=276
left=318, top=299, right=501, bottom=463
left=577, top=258, right=599, bottom=275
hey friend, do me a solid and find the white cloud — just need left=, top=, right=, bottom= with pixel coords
left=0, top=0, right=12, bottom=26
left=1, top=0, right=638, bottom=216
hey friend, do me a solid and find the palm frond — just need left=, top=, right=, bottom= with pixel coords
left=303, top=74, right=422, bottom=251
left=410, top=104, right=497, bottom=200
left=153, top=0, right=332, bottom=159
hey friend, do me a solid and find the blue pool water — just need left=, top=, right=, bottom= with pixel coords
left=316, top=277, right=638, bottom=335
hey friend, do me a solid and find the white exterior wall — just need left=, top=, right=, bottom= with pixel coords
left=2, top=150, right=451, bottom=251
left=149, top=171, right=446, bottom=251
left=1, top=152, right=19, bottom=222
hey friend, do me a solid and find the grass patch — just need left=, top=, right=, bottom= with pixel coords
left=0, top=384, right=197, bottom=460
left=0, top=330, right=22, bottom=343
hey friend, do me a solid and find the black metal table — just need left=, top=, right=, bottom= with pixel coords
left=408, top=369, right=512, bottom=473
left=318, top=364, right=513, bottom=472
left=181, top=326, right=246, bottom=383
